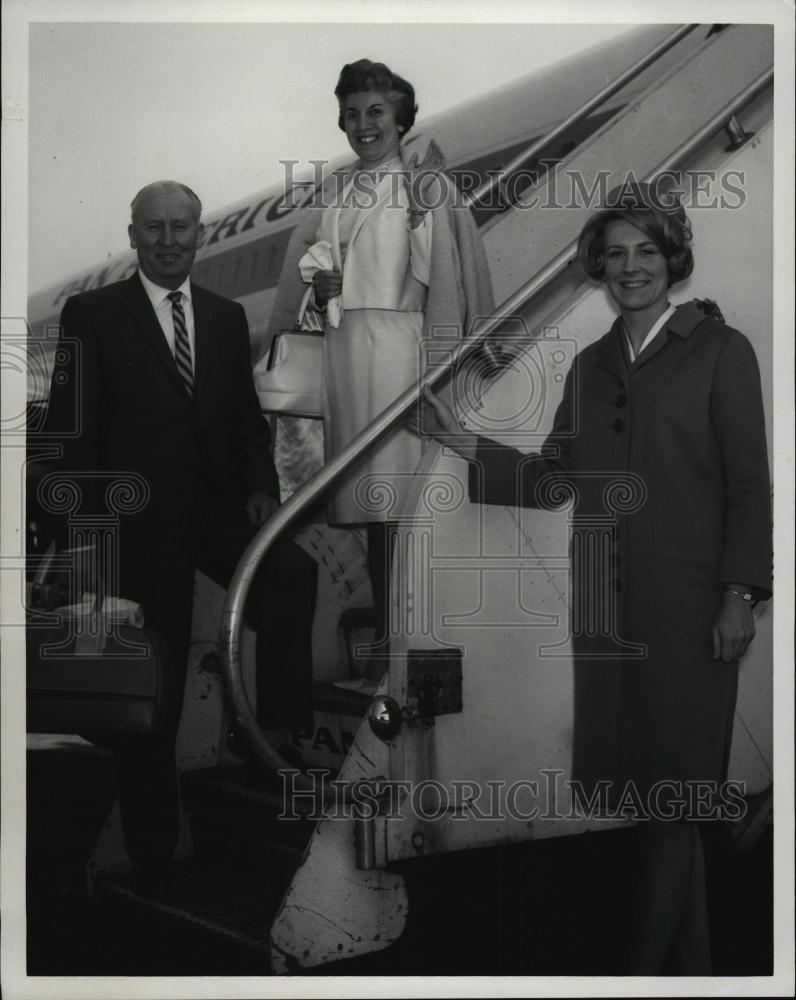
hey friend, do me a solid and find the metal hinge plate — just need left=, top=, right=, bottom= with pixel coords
left=405, top=648, right=463, bottom=723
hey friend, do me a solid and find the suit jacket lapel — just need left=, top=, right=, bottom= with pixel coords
left=125, top=273, right=186, bottom=393
left=191, top=284, right=211, bottom=409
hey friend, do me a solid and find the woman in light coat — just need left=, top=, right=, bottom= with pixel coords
left=267, top=59, right=494, bottom=674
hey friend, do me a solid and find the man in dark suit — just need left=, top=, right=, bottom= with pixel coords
left=43, top=180, right=316, bottom=883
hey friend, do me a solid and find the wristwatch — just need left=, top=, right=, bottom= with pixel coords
left=725, top=586, right=754, bottom=605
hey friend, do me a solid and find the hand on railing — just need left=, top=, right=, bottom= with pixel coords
left=418, top=386, right=478, bottom=462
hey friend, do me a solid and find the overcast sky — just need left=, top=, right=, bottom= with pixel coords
left=23, top=11, right=640, bottom=292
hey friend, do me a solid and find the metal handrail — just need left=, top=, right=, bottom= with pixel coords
left=651, top=68, right=771, bottom=174
left=220, top=65, right=773, bottom=781
left=465, top=23, right=698, bottom=211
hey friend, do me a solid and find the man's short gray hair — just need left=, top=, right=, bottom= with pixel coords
left=130, top=181, right=203, bottom=222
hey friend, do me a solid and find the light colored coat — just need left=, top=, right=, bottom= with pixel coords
left=267, top=149, right=495, bottom=523
left=267, top=149, right=495, bottom=347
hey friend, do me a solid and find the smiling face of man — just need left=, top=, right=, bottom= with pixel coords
left=128, top=183, right=204, bottom=290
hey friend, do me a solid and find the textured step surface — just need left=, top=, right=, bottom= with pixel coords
left=95, top=854, right=294, bottom=963
left=181, top=764, right=321, bottom=855
left=311, top=681, right=372, bottom=716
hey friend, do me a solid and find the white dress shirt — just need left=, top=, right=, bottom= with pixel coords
left=138, top=269, right=195, bottom=373
left=625, top=303, right=676, bottom=362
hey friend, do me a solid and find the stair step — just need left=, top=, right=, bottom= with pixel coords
left=96, top=855, right=291, bottom=964
left=181, top=765, right=320, bottom=854
left=311, top=681, right=372, bottom=716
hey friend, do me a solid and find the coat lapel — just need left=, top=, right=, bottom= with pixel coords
left=594, top=303, right=705, bottom=381
left=342, top=158, right=405, bottom=251
left=314, top=166, right=356, bottom=271
left=593, top=321, right=629, bottom=381
left=628, top=327, right=670, bottom=373
left=347, top=179, right=388, bottom=249
left=125, top=273, right=186, bottom=394
left=629, top=302, right=704, bottom=374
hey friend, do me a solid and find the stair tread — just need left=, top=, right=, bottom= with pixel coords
left=182, top=764, right=323, bottom=813
left=96, top=855, right=294, bottom=955
left=312, top=682, right=372, bottom=716
left=181, top=765, right=322, bottom=858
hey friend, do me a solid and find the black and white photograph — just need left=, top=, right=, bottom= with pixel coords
left=1, top=0, right=793, bottom=996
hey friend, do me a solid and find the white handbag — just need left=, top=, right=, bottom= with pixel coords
left=254, top=330, right=324, bottom=418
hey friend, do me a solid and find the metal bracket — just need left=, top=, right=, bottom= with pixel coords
left=355, top=813, right=388, bottom=870
left=725, top=114, right=755, bottom=151
left=404, top=649, right=463, bottom=727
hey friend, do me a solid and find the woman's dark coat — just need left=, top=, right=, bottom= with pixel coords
left=469, top=301, right=772, bottom=807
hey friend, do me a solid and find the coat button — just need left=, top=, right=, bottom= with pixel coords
left=612, top=418, right=625, bottom=432
left=615, top=394, right=627, bottom=408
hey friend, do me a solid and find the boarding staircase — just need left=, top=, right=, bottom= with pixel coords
left=38, top=23, right=775, bottom=973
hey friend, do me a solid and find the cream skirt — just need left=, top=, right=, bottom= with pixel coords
left=323, top=308, right=425, bottom=524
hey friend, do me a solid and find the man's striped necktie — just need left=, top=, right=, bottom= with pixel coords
left=167, top=291, right=194, bottom=398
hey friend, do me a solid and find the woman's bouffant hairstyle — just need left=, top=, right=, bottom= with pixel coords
left=335, top=59, right=418, bottom=136
left=578, top=181, right=694, bottom=286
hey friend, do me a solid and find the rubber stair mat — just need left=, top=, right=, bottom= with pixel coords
left=181, top=765, right=322, bottom=852
left=311, top=682, right=372, bottom=716
left=182, top=764, right=325, bottom=812
left=95, top=855, right=293, bottom=960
